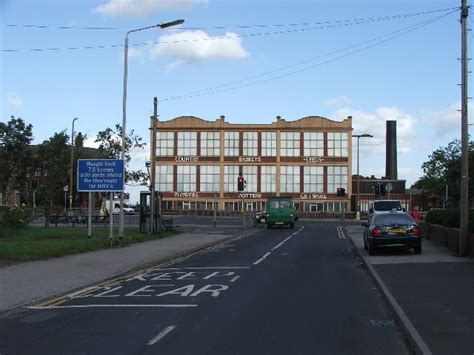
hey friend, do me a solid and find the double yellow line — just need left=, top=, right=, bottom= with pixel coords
left=337, top=226, right=347, bottom=240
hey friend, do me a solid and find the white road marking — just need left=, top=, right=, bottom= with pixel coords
left=27, top=304, right=198, bottom=310
left=230, top=276, right=240, bottom=283
left=147, top=326, right=176, bottom=346
left=254, top=226, right=305, bottom=265
left=156, top=267, right=250, bottom=270
left=253, top=252, right=271, bottom=265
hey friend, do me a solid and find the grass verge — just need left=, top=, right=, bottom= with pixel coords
left=0, top=226, right=181, bottom=262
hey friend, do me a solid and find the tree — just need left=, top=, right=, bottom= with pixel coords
left=416, top=139, right=474, bottom=205
left=0, top=116, right=33, bottom=206
left=36, top=131, right=70, bottom=225
left=95, top=124, right=147, bottom=186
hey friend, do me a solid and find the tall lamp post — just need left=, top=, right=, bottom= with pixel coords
left=353, top=133, right=373, bottom=219
left=119, top=19, right=185, bottom=246
left=69, top=117, right=78, bottom=210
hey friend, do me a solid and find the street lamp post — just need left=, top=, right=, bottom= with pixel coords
left=119, top=19, right=185, bottom=246
left=69, top=117, right=78, bottom=210
left=353, top=134, right=373, bottom=219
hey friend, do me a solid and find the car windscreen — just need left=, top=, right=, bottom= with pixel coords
left=269, top=200, right=291, bottom=208
left=373, top=201, right=402, bottom=211
left=373, top=213, right=415, bottom=226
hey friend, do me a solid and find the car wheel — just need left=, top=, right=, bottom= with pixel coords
left=414, top=245, right=422, bottom=255
left=259, top=216, right=267, bottom=224
left=368, top=243, right=376, bottom=256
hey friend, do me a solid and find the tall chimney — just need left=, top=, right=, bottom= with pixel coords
left=385, top=120, right=397, bottom=179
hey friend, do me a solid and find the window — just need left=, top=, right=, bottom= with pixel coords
left=303, top=132, right=324, bottom=156
left=177, top=132, right=197, bottom=156
left=261, top=166, right=276, bottom=192
left=156, top=132, right=174, bottom=156
left=281, top=132, right=300, bottom=157
left=304, top=166, right=324, bottom=193
left=200, top=132, right=220, bottom=156
left=200, top=165, right=220, bottom=192
left=243, top=132, right=258, bottom=156
left=325, top=202, right=347, bottom=212
left=224, top=131, right=239, bottom=156
left=242, top=166, right=257, bottom=192
left=327, top=132, right=348, bottom=157
left=177, top=166, right=196, bottom=192
left=261, top=132, right=276, bottom=156
left=327, top=166, right=348, bottom=193
left=224, top=165, right=239, bottom=192
left=280, top=166, right=300, bottom=193
left=155, top=165, right=173, bottom=192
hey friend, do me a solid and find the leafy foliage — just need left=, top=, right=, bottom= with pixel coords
left=95, top=124, right=147, bottom=186
left=425, top=208, right=474, bottom=232
left=0, top=116, right=33, bottom=206
left=36, top=131, right=71, bottom=223
left=0, top=206, right=30, bottom=231
left=416, top=139, right=474, bottom=204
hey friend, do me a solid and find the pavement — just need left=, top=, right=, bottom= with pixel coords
left=1, top=222, right=473, bottom=354
left=346, top=224, right=474, bottom=355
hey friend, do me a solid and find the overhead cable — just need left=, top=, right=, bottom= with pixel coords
left=1, top=7, right=459, bottom=52
left=160, top=9, right=458, bottom=101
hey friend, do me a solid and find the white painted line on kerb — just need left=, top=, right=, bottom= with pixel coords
left=253, top=252, right=271, bottom=265
left=148, top=325, right=176, bottom=346
left=27, top=304, right=198, bottom=310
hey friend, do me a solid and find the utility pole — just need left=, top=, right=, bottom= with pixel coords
left=150, top=97, right=157, bottom=235
left=460, top=0, right=469, bottom=256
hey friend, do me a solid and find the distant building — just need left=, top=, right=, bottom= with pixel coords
left=150, top=115, right=353, bottom=213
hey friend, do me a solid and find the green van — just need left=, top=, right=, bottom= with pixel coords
left=266, top=197, right=297, bottom=229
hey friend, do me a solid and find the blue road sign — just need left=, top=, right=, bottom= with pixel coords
left=77, top=159, right=124, bottom=192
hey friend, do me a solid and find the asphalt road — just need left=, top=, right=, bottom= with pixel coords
left=1, top=221, right=410, bottom=355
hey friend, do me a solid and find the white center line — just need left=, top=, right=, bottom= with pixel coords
left=253, top=252, right=272, bottom=265
left=254, top=226, right=305, bottom=265
left=148, top=325, right=176, bottom=346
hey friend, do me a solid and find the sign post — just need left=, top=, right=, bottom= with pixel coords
left=77, top=159, right=124, bottom=241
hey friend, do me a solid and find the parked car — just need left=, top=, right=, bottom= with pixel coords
left=255, top=210, right=267, bottom=224
left=363, top=211, right=422, bottom=256
left=266, top=197, right=297, bottom=229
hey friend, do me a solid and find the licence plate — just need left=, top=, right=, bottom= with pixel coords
left=275, top=222, right=284, bottom=225
left=388, top=227, right=406, bottom=234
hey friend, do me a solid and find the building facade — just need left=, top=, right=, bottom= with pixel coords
left=150, top=115, right=353, bottom=213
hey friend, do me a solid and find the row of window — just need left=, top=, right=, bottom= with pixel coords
left=174, top=201, right=348, bottom=212
left=155, top=165, right=348, bottom=193
left=157, top=131, right=348, bottom=157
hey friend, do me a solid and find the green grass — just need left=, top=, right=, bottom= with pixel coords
left=0, top=226, right=180, bottom=262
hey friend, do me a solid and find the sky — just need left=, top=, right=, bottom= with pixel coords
left=1, top=0, right=473, bottom=203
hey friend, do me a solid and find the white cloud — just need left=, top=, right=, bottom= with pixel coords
left=83, top=136, right=101, bottom=149
left=323, top=96, right=351, bottom=107
left=7, top=93, right=23, bottom=108
left=150, top=30, right=249, bottom=68
left=421, top=102, right=461, bottom=136
left=95, top=0, right=207, bottom=18
left=335, top=106, right=417, bottom=155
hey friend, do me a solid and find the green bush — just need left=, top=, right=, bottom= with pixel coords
left=0, top=206, right=30, bottom=229
left=425, top=208, right=474, bottom=233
